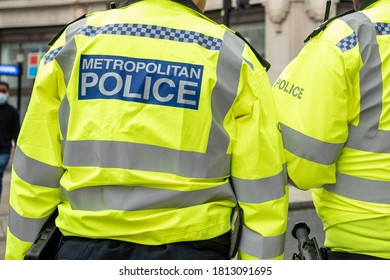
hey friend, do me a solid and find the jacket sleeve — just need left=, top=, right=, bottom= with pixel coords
left=5, top=37, right=67, bottom=259
left=272, top=37, right=350, bottom=190
left=231, top=45, right=289, bottom=260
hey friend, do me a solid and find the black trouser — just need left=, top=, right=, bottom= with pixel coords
left=324, top=249, right=388, bottom=260
left=55, top=232, right=231, bottom=260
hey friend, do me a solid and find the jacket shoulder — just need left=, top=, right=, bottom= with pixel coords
left=304, top=9, right=356, bottom=43
left=48, top=14, right=87, bottom=46
left=235, top=31, right=271, bottom=71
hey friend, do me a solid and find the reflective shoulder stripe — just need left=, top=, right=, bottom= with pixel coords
left=347, top=125, right=390, bottom=153
left=279, top=123, right=344, bottom=165
left=8, top=207, right=48, bottom=243
left=59, top=95, right=70, bottom=141
left=322, top=173, right=390, bottom=204
left=61, top=183, right=236, bottom=211
left=239, top=225, right=285, bottom=259
left=55, top=17, right=87, bottom=86
left=232, top=165, right=287, bottom=204
left=13, top=146, right=63, bottom=188
left=45, top=17, right=87, bottom=66
left=341, top=13, right=390, bottom=153
left=208, top=30, right=244, bottom=154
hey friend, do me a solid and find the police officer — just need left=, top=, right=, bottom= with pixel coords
left=273, top=0, right=390, bottom=260
left=6, top=0, right=288, bottom=260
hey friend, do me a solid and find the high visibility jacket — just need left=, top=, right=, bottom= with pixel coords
left=273, top=0, right=390, bottom=259
left=6, top=0, right=288, bottom=260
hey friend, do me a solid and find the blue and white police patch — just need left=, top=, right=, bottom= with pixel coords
left=79, top=55, right=203, bottom=110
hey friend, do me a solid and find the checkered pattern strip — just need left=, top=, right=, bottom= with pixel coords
left=336, top=33, right=357, bottom=52
left=44, top=46, right=63, bottom=65
left=375, top=22, right=390, bottom=35
left=77, top=24, right=223, bottom=51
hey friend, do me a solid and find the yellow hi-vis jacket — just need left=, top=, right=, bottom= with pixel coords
left=273, top=0, right=390, bottom=259
left=6, top=0, right=288, bottom=260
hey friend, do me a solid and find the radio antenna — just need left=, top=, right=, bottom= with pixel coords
left=324, top=0, right=331, bottom=21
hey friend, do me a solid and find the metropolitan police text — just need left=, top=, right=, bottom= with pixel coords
left=79, top=55, right=204, bottom=110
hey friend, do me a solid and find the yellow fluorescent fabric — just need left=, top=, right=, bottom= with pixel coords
left=273, top=0, right=390, bottom=258
left=6, top=0, right=288, bottom=260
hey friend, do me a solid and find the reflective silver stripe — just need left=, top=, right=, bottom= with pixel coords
left=63, top=140, right=230, bottom=178
left=56, top=17, right=87, bottom=86
left=208, top=30, right=244, bottom=154
left=61, top=182, right=236, bottom=211
left=279, top=123, right=344, bottom=165
left=13, top=146, right=64, bottom=188
left=56, top=19, right=87, bottom=143
left=341, top=13, right=390, bottom=153
left=239, top=225, right=285, bottom=259
left=347, top=125, right=390, bottom=153
left=322, top=173, right=390, bottom=204
left=8, top=207, right=48, bottom=243
left=232, top=165, right=287, bottom=203
left=59, top=95, right=70, bottom=141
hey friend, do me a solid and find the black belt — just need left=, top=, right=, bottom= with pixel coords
left=325, top=250, right=388, bottom=260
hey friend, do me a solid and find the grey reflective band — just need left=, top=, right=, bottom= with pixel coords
left=347, top=125, right=389, bottom=153
left=62, top=140, right=231, bottom=178
left=208, top=30, right=244, bottom=154
left=322, top=173, right=390, bottom=204
left=341, top=13, right=390, bottom=153
left=61, top=182, right=236, bottom=211
left=56, top=17, right=87, bottom=86
left=239, top=225, right=285, bottom=259
left=13, top=146, right=64, bottom=188
left=66, top=17, right=88, bottom=43
left=279, top=123, right=344, bottom=165
left=232, top=165, right=287, bottom=204
left=8, top=207, right=49, bottom=242
left=58, top=95, right=70, bottom=140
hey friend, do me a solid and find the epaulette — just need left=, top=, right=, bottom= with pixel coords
left=235, top=31, right=271, bottom=71
left=304, top=9, right=355, bottom=43
left=48, top=14, right=86, bottom=46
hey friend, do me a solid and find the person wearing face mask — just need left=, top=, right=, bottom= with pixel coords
left=0, top=81, right=20, bottom=205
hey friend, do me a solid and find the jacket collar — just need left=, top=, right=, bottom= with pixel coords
left=120, top=0, right=203, bottom=13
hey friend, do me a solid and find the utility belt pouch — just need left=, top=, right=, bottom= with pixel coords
left=24, top=209, right=63, bottom=260
left=229, top=205, right=243, bottom=258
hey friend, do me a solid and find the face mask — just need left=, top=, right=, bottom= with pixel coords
left=0, top=92, right=9, bottom=105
